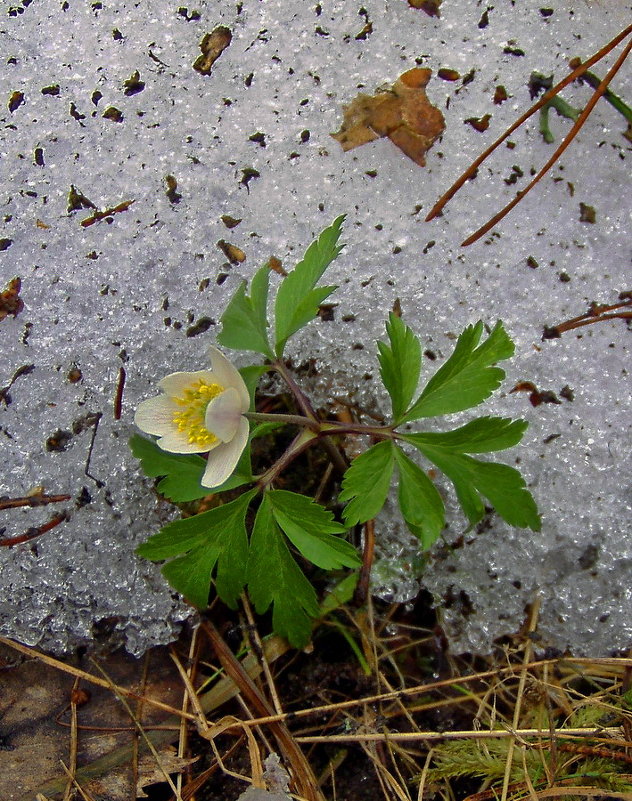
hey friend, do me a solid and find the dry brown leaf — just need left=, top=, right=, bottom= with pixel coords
left=193, top=26, right=232, bottom=75
left=218, top=239, right=246, bottom=264
left=407, top=0, right=441, bottom=17
left=331, top=68, right=445, bottom=167
left=0, top=276, right=24, bottom=321
left=135, top=748, right=198, bottom=798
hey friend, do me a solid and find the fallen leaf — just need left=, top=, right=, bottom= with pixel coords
left=510, top=381, right=561, bottom=407
left=136, top=749, right=198, bottom=798
left=407, top=0, right=441, bottom=17
left=8, top=90, right=25, bottom=112
left=193, top=26, right=232, bottom=75
left=579, top=202, right=596, bottom=224
left=331, top=68, right=445, bottom=167
left=217, top=240, right=246, bottom=263
left=464, top=113, right=491, bottom=132
left=165, top=174, right=182, bottom=204
left=437, top=68, right=460, bottom=82
left=266, top=256, right=287, bottom=276
left=0, top=277, right=24, bottom=321
left=221, top=214, right=242, bottom=229
left=493, top=85, right=509, bottom=104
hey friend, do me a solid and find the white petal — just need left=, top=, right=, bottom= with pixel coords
left=159, top=370, right=219, bottom=397
left=207, top=347, right=250, bottom=412
left=157, top=429, right=217, bottom=454
left=200, top=417, right=249, bottom=488
left=134, top=395, right=180, bottom=436
left=204, top=387, right=241, bottom=442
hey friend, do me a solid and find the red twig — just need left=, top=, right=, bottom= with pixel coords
left=0, top=511, right=68, bottom=547
left=426, top=24, right=632, bottom=245
left=353, top=519, right=376, bottom=607
left=543, top=294, right=632, bottom=338
left=114, top=366, right=126, bottom=420
left=0, top=492, right=71, bottom=511
left=80, top=199, right=135, bottom=228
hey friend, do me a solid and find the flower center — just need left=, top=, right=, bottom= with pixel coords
left=172, top=380, right=224, bottom=447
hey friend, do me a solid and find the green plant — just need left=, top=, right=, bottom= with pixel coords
left=130, top=217, right=540, bottom=647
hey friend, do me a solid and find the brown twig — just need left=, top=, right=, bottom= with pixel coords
left=353, top=519, right=376, bottom=607
left=114, top=366, right=126, bottom=420
left=0, top=511, right=68, bottom=547
left=425, top=24, right=632, bottom=244
left=80, top=199, right=135, bottom=227
left=461, top=34, right=632, bottom=247
left=0, top=492, right=70, bottom=510
left=201, top=620, right=327, bottom=801
left=543, top=294, right=632, bottom=339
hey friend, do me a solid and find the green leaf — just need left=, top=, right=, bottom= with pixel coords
left=409, top=442, right=541, bottom=531
left=130, top=434, right=253, bottom=500
left=247, top=494, right=319, bottom=648
left=393, top=447, right=445, bottom=549
left=339, top=441, right=395, bottom=526
left=403, top=417, right=528, bottom=453
left=377, top=313, right=422, bottom=423
left=274, top=216, right=345, bottom=355
left=137, top=489, right=256, bottom=608
left=401, top=321, right=514, bottom=422
left=130, top=434, right=209, bottom=502
left=268, top=490, right=359, bottom=570
left=217, top=266, right=273, bottom=358
left=161, top=544, right=222, bottom=609
left=319, top=573, right=359, bottom=617
left=239, top=364, right=270, bottom=403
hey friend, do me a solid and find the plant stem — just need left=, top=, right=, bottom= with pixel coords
left=271, top=359, right=349, bottom=475
left=570, top=58, right=632, bottom=123
left=256, top=428, right=319, bottom=490
left=245, top=411, right=319, bottom=430
left=271, top=360, right=319, bottom=422
left=319, top=421, right=397, bottom=440
left=260, top=361, right=399, bottom=482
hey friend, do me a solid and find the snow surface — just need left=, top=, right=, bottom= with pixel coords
left=1, top=0, right=630, bottom=656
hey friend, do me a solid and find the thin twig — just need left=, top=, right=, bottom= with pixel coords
left=242, top=594, right=284, bottom=717
left=0, top=492, right=70, bottom=510
left=500, top=599, right=540, bottom=801
left=461, top=33, right=632, bottom=246
left=62, top=678, right=81, bottom=801
left=425, top=24, right=632, bottom=239
left=543, top=296, right=632, bottom=338
left=201, top=620, right=327, bottom=801
left=113, top=366, right=126, bottom=420
left=0, top=511, right=68, bottom=547
left=353, top=519, right=376, bottom=607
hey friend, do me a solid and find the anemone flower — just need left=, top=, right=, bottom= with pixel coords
left=135, top=346, right=250, bottom=488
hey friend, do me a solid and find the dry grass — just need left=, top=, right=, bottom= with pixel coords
left=2, top=595, right=632, bottom=801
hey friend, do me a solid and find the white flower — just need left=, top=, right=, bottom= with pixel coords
left=135, top=346, right=250, bottom=488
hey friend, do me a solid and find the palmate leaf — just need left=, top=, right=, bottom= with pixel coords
left=138, top=489, right=256, bottom=608
left=268, top=490, right=359, bottom=569
left=404, top=417, right=528, bottom=453
left=130, top=434, right=253, bottom=501
left=274, top=216, right=345, bottom=356
left=339, top=440, right=395, bottom=526
left=407, top=440, right=541, bottom=531
left=217, top=265, right=273, bottom=358
left=400, top=321, right=514, bottom=422
left=377, top=313, right=422, bottom=424
left=247, top=494, right=320, bottom=648
left=130, top=434, right=209, bottom=502
left=393, top=447, right=445, bottom=549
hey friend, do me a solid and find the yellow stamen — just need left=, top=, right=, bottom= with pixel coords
left=172, top=379, right=224, bottom=447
